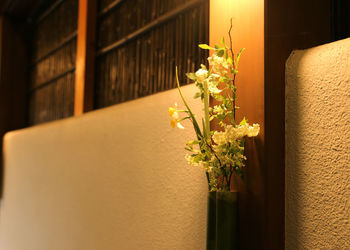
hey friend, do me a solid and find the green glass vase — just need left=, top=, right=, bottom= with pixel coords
left=206, top=192, right=217, bottom=250
left=206, top=191, right=238, bottom=250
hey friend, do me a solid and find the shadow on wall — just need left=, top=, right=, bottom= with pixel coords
left=285, top=38, right=350, bottom=249
left=285, top=49, right=304, bottom=249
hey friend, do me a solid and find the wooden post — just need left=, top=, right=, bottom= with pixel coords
left=210, top=0, right=333, bottom=248
left=209, top=0, right=265, bottom=248
left=74, top=0, right=97, bottom=115
left=0, top=16, right=28, bottom=196
left=265, top=1, right=331, bottom=249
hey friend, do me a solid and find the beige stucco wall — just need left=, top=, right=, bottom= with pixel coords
left=0, top=85, right=208, bottom=250
left=285, top=38, right=350, bottom=249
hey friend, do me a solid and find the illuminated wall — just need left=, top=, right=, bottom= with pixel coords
left=0, top=85, right=208, bottom=250
left=285, top=38, right=350, bottom=249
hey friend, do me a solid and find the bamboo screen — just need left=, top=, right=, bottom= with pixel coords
left=28, top=0, right=78, bottom=125
left=95, top=0, right=209, bottom=108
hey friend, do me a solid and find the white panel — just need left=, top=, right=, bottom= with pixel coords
left=0, top=85, right=208, bottom=250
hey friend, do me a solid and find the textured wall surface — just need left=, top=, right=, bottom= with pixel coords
left=0, top=85, right=208, bottom=250
left=285, top=38, right=350, bottom=249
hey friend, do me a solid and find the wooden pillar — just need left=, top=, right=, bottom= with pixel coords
left=0, top=17, right=28, bottom=134
left=74, top=0, right=97, bottom=115
left=210, top=0, right=265, bottom=248
left=210, top=0, right=332, bottom=248
left=0, top=16, right=27, bottom=195
left=265, top=1, right=331, bottom=249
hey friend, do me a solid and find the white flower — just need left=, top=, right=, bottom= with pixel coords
left=185, top=154, right=198, bottom=166
left=208, top=82, right=222, bottom=95
left=208, top=54, right=230, bottom=74
left=195, top=68, right=208, bottom=83
left=212, top=131, right=226, bottom=145
left=223, top=125, right=239, bottom=141
left=233, top=125, right=249, bottom=138
left=229, top=123, right=260, bottom=138
left=212, top=122, right=260, bottom=146
left=247, top=123, right=260, bottom=137
left=210, top=73, right=220, bottom=79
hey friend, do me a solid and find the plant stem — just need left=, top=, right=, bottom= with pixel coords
left=175, top=67, right=203, bottom=139
left=228, top=18, right=237, bottom=123
left=228, top=167, right=233, bottom=191
left=205, top=140, right=222, bottom=166
left=203, top=80, right=210, bottom=139
left=228, top=19, right=237, bottom=191
left=228, top=18, right=235, bottom=69
left=176, top=67, right=211, bottom=191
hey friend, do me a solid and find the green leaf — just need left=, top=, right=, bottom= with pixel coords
left=202, top=119, right=208, bottom=139
left=193, top=92, right=201, bottom=99
left=217, top=49, right=224, bottom=57
left=193, top=154, right=202, bottom=163
left=185, top=147, right=194, bottom=152
left=221, top=37, right=225, bottom=46
left=240, top=117, right=248, bottom=125
left=175, top=67, right=203, bottom=139
left=202, top=80, right=210, bottom=140
left=186, top=72, right=197, bottom=81
left=199, top=44, right=211, bottom=50
left=187, top=140, right=199, bottom=145
left=217, top=113, right=226, bottom=122
left=214, top=95, right=224, bottom=101
left=235, top=48, right=245, bottom=66
left=227, top=57, right=233, bottom=65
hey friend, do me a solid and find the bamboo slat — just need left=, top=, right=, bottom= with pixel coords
left=28, top=0, right=78, bottom=125
left=94, top=0, right=209, bottom=108
left=96, top=0, right=205, bottom=56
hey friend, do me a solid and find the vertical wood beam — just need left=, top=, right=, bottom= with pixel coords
left=210, top=1, right=265, bottom=248
left=0, top=17, right=28, bottom=136
left=74, top=0, right=97, bottom=115
left=210, top=0, right=332, bottom=249
left=265, top=1, right=331, bottom=249
left=0, top=16, right=27, bottom=196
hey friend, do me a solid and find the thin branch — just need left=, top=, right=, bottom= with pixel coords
left=205, top=140, right=223, bottom=167
left=228, top=18, right=235, bottom=68
left=225, top=173, right=230, bottom=190
left=228, top=18, right=237, bottom=123
left=228, top=167, right=233, bottom=191
left=206, top=172, right=210, bottom=191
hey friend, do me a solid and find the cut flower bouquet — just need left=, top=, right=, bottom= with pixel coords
left=169, top=36, right=259, bottom=192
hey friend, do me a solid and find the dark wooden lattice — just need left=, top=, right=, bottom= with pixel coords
left=94, top=0, right=209, bottom=108
left=28, top=0, right=78, bottom=125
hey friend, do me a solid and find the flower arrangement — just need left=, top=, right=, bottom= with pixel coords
left=169, top=32, right=260, bottom=192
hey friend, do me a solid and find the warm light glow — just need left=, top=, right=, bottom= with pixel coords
left=210, top=0, right=263, bottom=50
left=209, top=0, right=264, bottom=192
